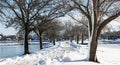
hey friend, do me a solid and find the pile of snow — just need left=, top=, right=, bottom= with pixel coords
left=0, top=41, right=120, bottom=65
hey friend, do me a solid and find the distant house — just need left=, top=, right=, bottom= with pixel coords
left=0, top=34, right=3, bottom=40
left=0, top=34, right=2, bottom=38
left=0, top=34, right=6, bottom=41
left=0, top=34, right=18, bottom=41
left=5, top=35, right=16, bottom=41
left=32, top=34, right=39, bottom=40
left=31, top=34, right=49, bottom=42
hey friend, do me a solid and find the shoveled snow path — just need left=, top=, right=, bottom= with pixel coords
left=0, top=41, right=81, bottom=65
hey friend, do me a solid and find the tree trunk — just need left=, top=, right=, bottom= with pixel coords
left=76, top=35, right=79, bottom=44
left=70, top=36, right=73, bottom=42
left=39, top=33, right=43, bottom=49
left=52, top=31, right=56, bottom=45
left=49, top=36, right=52, bottom=42
left=81, top=33, right=84, bottom=44
left=52, top=34, right=55, bottom=45
left=24, top=29, right=29, bottom=54
left=89, top=0, right=99, bottom=62
left=89, top=29, right=98, bottom=62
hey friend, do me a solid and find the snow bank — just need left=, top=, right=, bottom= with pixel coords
left=0, top=41, right=120, bottom=65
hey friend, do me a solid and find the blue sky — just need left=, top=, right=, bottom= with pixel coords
left=0, top=23, right=17, bottom=35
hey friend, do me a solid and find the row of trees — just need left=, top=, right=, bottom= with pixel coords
left=101, top=31, right=120, bottom=40
left=0, top=0, right=72, bottom=54
left=0, top=0, right=120, bottom=62
left=63, top=21, right=88, bottom=44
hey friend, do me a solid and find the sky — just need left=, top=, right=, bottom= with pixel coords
left=0, top=23, right=17, bottom=35
left=109, top=21, right=120, bottom=31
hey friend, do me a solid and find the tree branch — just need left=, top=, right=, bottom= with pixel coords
left=98, top=12, right=120, bottom=36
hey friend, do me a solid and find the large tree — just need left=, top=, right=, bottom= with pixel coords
left=63, top=21, right=74, bottom=42
left=70, top=0, right=120, bottom=62
left=43, top=20, right=63, bottom=45
left=0, top=0, right=55, bottom=54
left=68, top=14, right=88, bottom=44
left=33, top=0, right=71, bottom=49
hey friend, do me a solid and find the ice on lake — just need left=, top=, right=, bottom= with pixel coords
left=0, top=41, right=53, bottom=58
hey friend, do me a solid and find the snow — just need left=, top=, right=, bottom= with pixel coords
left=100, top=39, right=120, bottom=44
left=97, top=44, right=120, bottom=65
left=0, top=41, right=120, bottom=65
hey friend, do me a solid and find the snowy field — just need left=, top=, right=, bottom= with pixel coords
left=0, top=41, right=120, bottom=65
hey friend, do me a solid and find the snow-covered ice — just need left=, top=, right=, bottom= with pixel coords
left=0, top=41, right=120, bottom=65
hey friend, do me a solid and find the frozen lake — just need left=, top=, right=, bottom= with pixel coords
left=0, top=45, right=40, bottom=58
left=0, top=42, right=53, bottom=58
left=0, top=42, right=120, bottom=58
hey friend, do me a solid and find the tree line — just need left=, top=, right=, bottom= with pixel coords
left=0, top=0, right=120, bottom=62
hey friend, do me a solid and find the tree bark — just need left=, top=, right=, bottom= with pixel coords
left=52, top=34, right=55, bottom=45
left=89, top=0, right=99, bottom=62
left=81, top=33, right=84, bottom=44
left=70, top=36, right=73, bottom=42
left=89, top=28, right=98, bottom=62
left=76, top=34, right=79, bottom=44
left=39, top=32, right=43, bottom=49
left=49, top=36, right=52, bottom=42
left=24, top=29, right=30, bottom=54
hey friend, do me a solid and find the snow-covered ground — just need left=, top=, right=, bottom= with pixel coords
left=0, top=41, right=120, bottom=65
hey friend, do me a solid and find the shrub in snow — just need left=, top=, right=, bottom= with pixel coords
left=38, top=59, right=46, bottom=65
left=62, top=57, right=71, bottom=62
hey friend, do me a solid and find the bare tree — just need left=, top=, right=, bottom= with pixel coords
left=63, top=21, right=74, bottom=42
left=101, top=25, right=113, bottom=40
left=68, top=14, right=88, bottom=28
left=0, top=0, right=56, bottom=54
left=33, top=20, right=63, bottom=49
left=0, top=3, right=6, bottom=31
left=79, top=25, right=88, bottom=44
left=70, top=25, right=88, bottom=44
left=33, top=0, right=72, bottom=49
left=43, top=20, right=63, bottom=45
left=68, top=14, right=88, bottom=44
left=70, top=0, right=120, bottom=62
left=71, top=25, right=80, bottom=44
